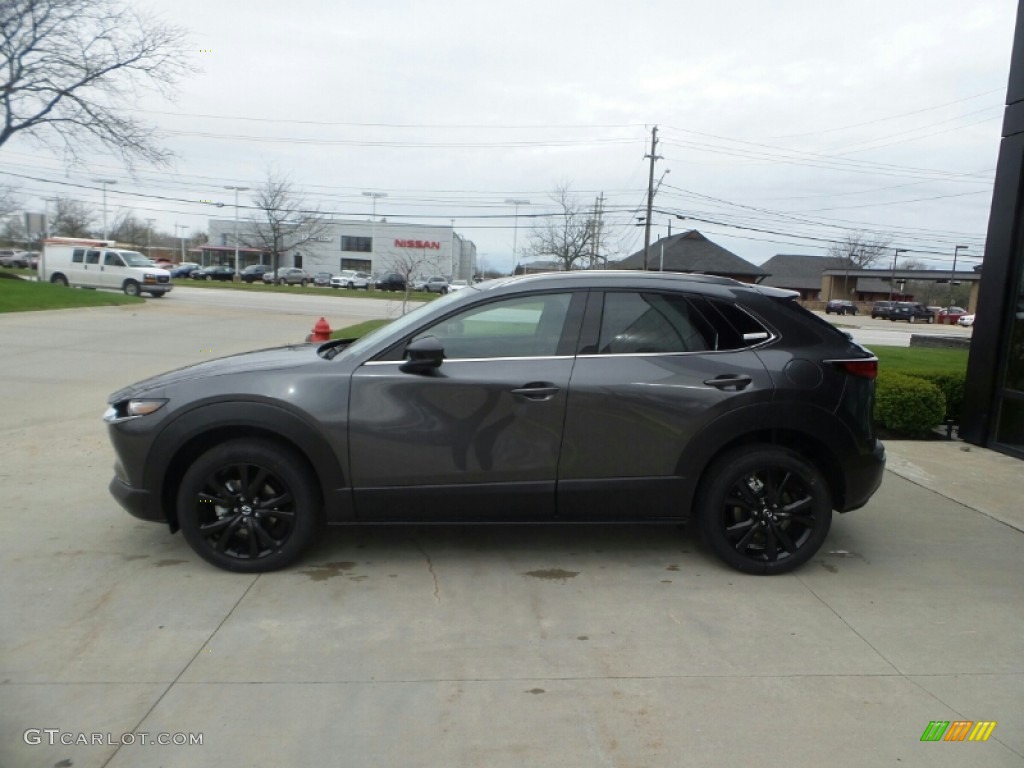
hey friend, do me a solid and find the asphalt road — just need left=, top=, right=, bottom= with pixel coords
left=0, top=297, right=1018, bottom=768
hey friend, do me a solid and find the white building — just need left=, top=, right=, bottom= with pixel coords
left=205, top=218, right=476, bottom=280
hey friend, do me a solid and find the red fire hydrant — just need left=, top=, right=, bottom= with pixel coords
left=307, top=317, right=332, bottom=343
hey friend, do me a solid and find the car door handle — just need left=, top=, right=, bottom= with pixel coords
left=510, top=383, right=560, bottom=401
left=703, top=374, right=753, bottom=391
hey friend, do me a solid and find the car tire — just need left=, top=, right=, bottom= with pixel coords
left=697, top=445, right=832, bottom=575
left=51, top=274, right=69, bottom=287
left=150, top=292, right=165, bottom=298
left=123, top=280, right=141, bottom=297
left=300, top=279, right=308, bottom=287
left=278, top=278, right=286, bottom=285
left=177, top=439, right=320, bottom=573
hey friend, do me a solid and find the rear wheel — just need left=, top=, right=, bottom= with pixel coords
left=300, top=279, right=308, bottom=287
left=51, top=274, right=69, bottom=287
left=177, top=439, right=320, bottom=572
left=698, top=446, right=832, bottom=575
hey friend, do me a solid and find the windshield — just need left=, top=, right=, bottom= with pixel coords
left=120, top=251, right=157, bottom=267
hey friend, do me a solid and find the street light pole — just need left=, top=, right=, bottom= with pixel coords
left=504, top=198, right=530, bottom=271
left=890, top=248, right=907, bottom=302
left=949, top=244, right=969, bottom=309
left=92, top=179, right=117, bottom=240
left=362, top=192, right=387, bottom=271
left=174, top=224, right=187, bottom=263
left=225, top=185, right=250, bottom=278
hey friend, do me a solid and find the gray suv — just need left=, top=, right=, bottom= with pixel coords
left=263, top=267, right=311, bottom=286
left=104, top=272, right=885, bottom=575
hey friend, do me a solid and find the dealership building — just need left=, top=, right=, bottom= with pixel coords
left=205, top=218, right=477, bottom=280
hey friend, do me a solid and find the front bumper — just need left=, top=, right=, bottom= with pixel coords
left=109, top=475, right=167, bottom=524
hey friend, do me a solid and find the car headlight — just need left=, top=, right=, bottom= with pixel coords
left=103, top=398, right=168, bottom=423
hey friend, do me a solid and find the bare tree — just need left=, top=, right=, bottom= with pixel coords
left=386, top=248, right=446, bottom=315
left=0, top=0, right=196, bottom=167
left=526, top=183, right=604, bottom=271
left=828, top=231, right=892, bottom=298
left=1, top=214, right=27, bottom=247
left=242, top=172, right=331, bottom=275
left=0, top=184, right=19, bottom=219
left=108, top=211, right=150, bottom=248
left=49, top=196, right=95, bottom=237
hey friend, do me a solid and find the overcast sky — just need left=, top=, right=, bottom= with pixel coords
left=4, top=0, right=1019, bottom=273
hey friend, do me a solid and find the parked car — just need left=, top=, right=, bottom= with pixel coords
left=330, top=271, right=371, bottom=290
left=870, top=300, right=895, bottom=319
left=825, top=300, right=858, bottom=316
left=422, top=276, right=449, bottom=294
left=957, top=313, right=976, bottom=327
left=313, top=272, right=333, bottom=287
left=937, top=306, right=968, bottom=324
left=103, top=271, right=885, bottom=576
left=263, top=268, right=311, bottom=286
left=170, top=263, right=202, bottom=278
left=449, top=279, right=469, bottom=291
left=889, top=302, right=935, bottom=323
left=192, top=265, right=237, bottom=281
left=0, top=249, right=29, bottom=268
left=375, top=273, right=407, bottom=291
left=240, top=264, right=272, bottom=283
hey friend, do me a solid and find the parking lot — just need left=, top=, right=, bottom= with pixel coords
left=0, top=291, right=1020, bottom=767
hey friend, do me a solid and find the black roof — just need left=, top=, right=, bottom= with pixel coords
left=616, top=230, right=767, bottom=277
left=760, top=254, right=846, bottom=290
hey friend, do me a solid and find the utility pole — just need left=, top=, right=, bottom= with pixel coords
left=643, top=126, right=661, bottom=271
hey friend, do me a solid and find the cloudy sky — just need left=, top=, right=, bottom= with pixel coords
left=3, top=0, right=1019, bottom=273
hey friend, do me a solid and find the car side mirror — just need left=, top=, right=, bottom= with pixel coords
left=400, top=336, right=445, bottom=374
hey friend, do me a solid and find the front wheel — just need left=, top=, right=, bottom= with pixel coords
left=300, top=279, right=308, bottom=287
left=697, top=446, right=832, bottom=575
left=177, top=439, right=320, bottom=572
left=123, top=280, right=141, bottom=297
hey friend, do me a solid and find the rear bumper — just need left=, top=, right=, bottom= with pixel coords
left=840, top=439, right=886, bottom=512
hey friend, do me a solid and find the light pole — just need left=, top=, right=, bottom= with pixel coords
left=92, top=179, right=117, bottom=240
left=889, top=248, right=907, bottom=302
left=362, top=192, right=387, bottom=270
left=225, top=185, right=250, bottom=277
left=145, top=218, right=156, bottom=260
left=949, top=244, right=969, bottom=310
left=174, top=224, right=187, bottom=263
left=504, top=199, right=530, bottom=270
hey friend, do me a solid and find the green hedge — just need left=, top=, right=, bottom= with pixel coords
left=900, top=369, right=966, bottom=421
left=875, top=372, right=947, bottom=437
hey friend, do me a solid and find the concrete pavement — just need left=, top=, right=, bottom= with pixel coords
left=0, top=297, right=1020, bottom=768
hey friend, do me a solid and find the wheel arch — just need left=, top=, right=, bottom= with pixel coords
left=149, top=402, right=350, bottom=531
left=676, top=406, right=849, bottom=515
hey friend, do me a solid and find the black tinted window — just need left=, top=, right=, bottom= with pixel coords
left=85, top=250, right=100, bottom=265
left=598, top=292, right=713, bottom=354
left=72, top=249, right=84, bottom=263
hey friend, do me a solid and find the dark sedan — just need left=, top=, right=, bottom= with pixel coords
left=375, top=273, right=407, bottom=291
left=104, top=271, right=885, bottom=576
left=825, top=300, right=858, bottom=316
left=192, top=266, right=237, bottom=281
left=889, top=302, right=935, bottom=323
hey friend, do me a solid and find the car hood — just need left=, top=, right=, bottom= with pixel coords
left=108, top=344, right=320, bottom=402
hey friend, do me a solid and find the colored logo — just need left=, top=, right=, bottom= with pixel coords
left=920, top=721, right=997, bottom=742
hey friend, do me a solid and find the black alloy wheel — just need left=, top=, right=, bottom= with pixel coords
left=698, top=446, right=832, bottom=575
left=177, top=439, right=319, bottom=572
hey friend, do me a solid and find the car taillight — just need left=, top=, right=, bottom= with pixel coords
left=833, top=360, right=878, bottom=379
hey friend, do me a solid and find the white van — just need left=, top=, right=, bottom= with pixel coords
left=41, top=237, right=173, bottom=297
